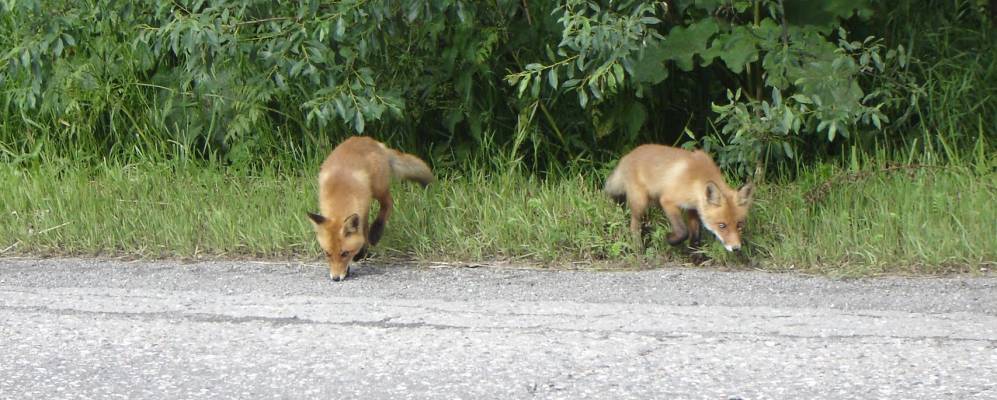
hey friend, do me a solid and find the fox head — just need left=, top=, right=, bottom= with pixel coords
left=699, top=181, right=754, bottom=252
left=307, top=212, right=366, bottom=281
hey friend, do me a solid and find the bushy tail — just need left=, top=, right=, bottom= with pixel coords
left=387, top=149, right=434, bottom=187
left=603, top=167, right=627, bottom=205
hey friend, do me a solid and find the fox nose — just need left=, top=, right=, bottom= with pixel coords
left=329, top=267, right=350, bottom=282
left=724, top=244, right=741, bottom=252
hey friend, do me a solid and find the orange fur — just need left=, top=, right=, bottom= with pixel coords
left=308, top=137, right=433, bottom=281
left=605, top=144, right=754, bottom=253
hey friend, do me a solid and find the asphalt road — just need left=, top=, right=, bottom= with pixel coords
left=1, top=258, right=995, bottom=399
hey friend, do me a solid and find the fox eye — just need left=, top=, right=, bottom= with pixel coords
left=718, top=223, right=727, bottom=229
left=340, top=251, right=350, bottom=259
left=737, top=221, right=745, bottom=231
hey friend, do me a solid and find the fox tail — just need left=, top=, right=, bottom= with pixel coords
left=387, top=149, right=434, bottom=187
left=603, top=167, right=627, bottom=205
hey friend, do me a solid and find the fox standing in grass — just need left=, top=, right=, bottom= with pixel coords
left=605, top=144, right=754, bottom=253
left=307, top=136, right=434, bottom=281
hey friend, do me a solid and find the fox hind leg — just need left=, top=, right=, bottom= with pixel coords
left=609, top=192, right=627, bottom=206
left=369, top=193, right=393, bottom=246
left=684, top=209, right=708, bottom=264
left=685, top=209, right=703, bottom=248
left=626, top=188, right=649, bottom=254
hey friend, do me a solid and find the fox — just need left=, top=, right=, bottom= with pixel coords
left=604, top=144, right=754, bottom=253
left=307, top=136, right=434, bottom=281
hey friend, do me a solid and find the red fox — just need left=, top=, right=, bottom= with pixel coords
left=604, top=144, right=754, bottom=253
left=307, top=136, right=434, bottom=281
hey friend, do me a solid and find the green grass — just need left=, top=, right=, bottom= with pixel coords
left=0, top=163, right=313, bottom=258
left=749, top=156, right=996, bottom=276
left=0, top=160, right=628, bottom=263
left=2, top=146, right=994, bottom=276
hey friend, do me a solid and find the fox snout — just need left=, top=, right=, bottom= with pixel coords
left=329, top=265, right=350, bottom=282
left=719, top=234, right=743, bottom=252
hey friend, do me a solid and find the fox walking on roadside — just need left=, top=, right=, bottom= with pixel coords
left=307, top=136, right=434, bottom=281
left=604, top=144, right=754, bottom=253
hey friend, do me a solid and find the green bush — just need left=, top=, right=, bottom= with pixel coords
left=5, top=0, right=983, bottom=173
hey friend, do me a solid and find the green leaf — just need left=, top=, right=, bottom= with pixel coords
left=589, top=80, right=602, bottom=99
left=612, top=63, right=625, bottom=86
left=783, top=0, right=873, bottom=31
left=658, top=19, right=719, bottom=71
left=782, top=142, right=795, bottom=159
left=353, top=112, right=365, bottom=133
left=444, top=109, right=463, bottom=133
left=790, top=94, right=813, bottom=104
left=703, top=26, right=759, bottom=73
left=406, top=2, right=421, bottom=22
left=871, top=52, right=883, bottom=71
left=52, top=38, right=63, bottom=57
left=547, top=69, right=558, bottom=89
left=782, top=108, right=794, bottom=132
left=623, top=102, right=647, bottom=139
left=631, top=42, right=669, bottom=84
left=339, top=47, right=355, bottom=60
left=517, top=76, right=529, bottom=97
left=335, top=17, right=345, bottom=38
left=733, top=0, right=752, bottom=12
left=334, top=98, right=346, bottom=118
left=690, top=0, right=725, bottom=13
left=290, top=60, right=304, bottom=77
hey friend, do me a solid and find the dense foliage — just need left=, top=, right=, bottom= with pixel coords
left=1, top=0, right=992, bottom=173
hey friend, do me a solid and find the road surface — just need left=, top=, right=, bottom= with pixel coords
left=1, top=258, right=995, bottom=399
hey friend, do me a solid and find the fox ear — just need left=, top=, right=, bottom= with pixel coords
left=307, top=212, right=326, bottom=225
left=343, top=213, right=361, bottom=235
left=737, top=182, right=754, bottom=206
left=705, top=181, right=723, bottom=206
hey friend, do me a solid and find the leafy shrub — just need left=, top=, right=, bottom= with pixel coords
left=0, top=0, right=982, bottom=174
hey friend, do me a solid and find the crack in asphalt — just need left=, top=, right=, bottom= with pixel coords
left=4, top=304, right=995, bottom=346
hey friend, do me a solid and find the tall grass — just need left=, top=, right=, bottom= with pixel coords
left=2, top=141, right=993, bottom=275
left=746, top=141, right=996, bottom=275
left=0, top=158, right=629, bottom=263
left=880, top=0, right=996, bottom=150
left=0, top=162, right=311, bottom=258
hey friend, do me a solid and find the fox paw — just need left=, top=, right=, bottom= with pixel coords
left=666, top=232, right=689, bottom=245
